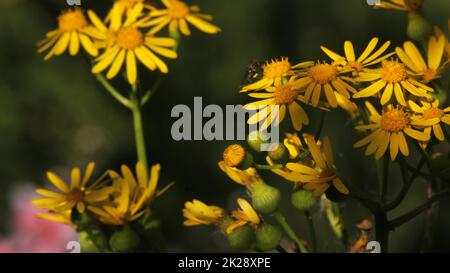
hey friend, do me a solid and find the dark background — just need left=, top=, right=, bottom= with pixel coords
left=0, top=0, right=449, bottom=252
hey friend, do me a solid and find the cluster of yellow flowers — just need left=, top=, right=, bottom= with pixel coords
left=33, top=162, right=166, bottom=226
left=183, top=0, right=450, bottom=253
left=37, top=0, right=220, bottom=84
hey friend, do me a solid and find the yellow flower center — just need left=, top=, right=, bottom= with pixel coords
left=381, top=61, right=407, bottom=83
left=66, top=188, right=85, bottom=202
left=116, top=26, right=144, bottom=49
left=223, top=144, right=246, bottom=167
left=58, top=9, right=88, bottom=33
left=423, top=107, right=444, bottom=119
left=273, top=84, right=299, bottom=105
left=422, top=68, right=437, bottom=83
left=380, top=108, right=410, bottom=132
left=169, top=1, right=190, bottom=19
left=263, top=58, right=292, bottom=79
left=308, top=63, right=338, bottom=84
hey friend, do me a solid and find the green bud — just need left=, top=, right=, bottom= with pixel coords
left=109, top=225, right=140, bottom=252
left=407, top=12, right=432, bottom=42
left=291, top=189, right=317, bottom=210
left=78, top=231, right=101, bottom=253
left=221, top=219, right=254, bottom=250
left=255, top=224, right=282, bottom=252
left=240, top=152, right=254, bottom=170
left=267, top=143, right=289, bottom=164
left=248, top=181, right=280, bottom=214
left=247, top=131, right=270, bottom=152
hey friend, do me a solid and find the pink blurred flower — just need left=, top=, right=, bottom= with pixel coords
left=0, top=185, right=77, bottom=253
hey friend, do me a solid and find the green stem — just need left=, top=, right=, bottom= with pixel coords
left=130, top=90, right=148, bottom=168
left=255, top=164, right=283, bottom=170
left=273, top=211, right=308, bottom=253
left=95, top=73, right=132, bottom=108
left=304, top=210, right=317, bottom=252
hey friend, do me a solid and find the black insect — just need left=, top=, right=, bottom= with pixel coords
left=242, top=60, right=263, bottom=85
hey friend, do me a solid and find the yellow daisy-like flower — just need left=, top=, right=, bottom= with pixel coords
left=374, top=0, right=424, bottom=12
left=284, top=132, right=304, bottom=159
left=321, top=38, right=394, bottom=75
left=409, top=99, right=450, bottom=141
left=244, top=77, right=310, bottom=131
left=218, top=163, right=262, bottom=187
left=88, top=162, right=165, bottom=225
left=354, top=102, right=430, bottom=160
left=396, top=37, right=447, bottom=83
left=91, top=3, right=178, bottom=84
left=36, top=209, right=72, bottom=225
left=107, top=0, right=152, bottom=28
left=354, top=60, right=433, bottom=106
left=144, top=0, right=221, bottom=36
left=296, top=61, right=357, bottom=108
left=284, top=135, right=349, bottom=197
left=182, top=199, right=225, bottom=226
left=241, top=58, right=313, bottom=92
left=226, top=198, right=260, bottom=234
left=37, top=8, right=99, bottom=60
left=432, top=25, right=450, bottom=63
left=33, top=162, right=112, bottom=214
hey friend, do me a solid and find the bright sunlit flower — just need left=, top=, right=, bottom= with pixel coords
left=321, top=38, right=394, bottom=75
left=241, top=58, right=313, bottom=92
left=396, top=37, right=447, bottom=83
left=296, top=61, right=357, bottom=108
left=144, top=0, right=221, bottom=36
left=409, top=99, right=450, bottom=141
left=88, top=162, right=167, bottom=225
left=37, top=8, right=99, bottom=60
left=33, top=162, right=112, bottom=214
left=283, top=135, right=349, bottom=197
left=91, top=4, right=178, bottom=84
left=374, top=0, right=424, bottom=12
left=354, top=60, right=433, bottom=106
left=183, top=199, right=225, bottom=226
left=226, top=198, right=260, bottom=234
left=243, top=77, right=310, bottom=131
left=354, top=102, right=430, bottom=160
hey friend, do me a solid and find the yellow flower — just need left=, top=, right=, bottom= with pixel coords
left=144, top=0, right=221, bottom=36
left=396, top=37, right=447, bottom=83
left=36, top=209, right=72, bottom=225
left=241, top=58, right=313, bottom=92
left=33, top=162, right=112, bottom=214
left=243, top=77, right=310, bottom=131
left=296, top=61, right=357, bottom=108
left=409, top=99, right=450, bottom=141
left=354, top=102, right=430, bottom=160
left=321, top=38, right=394, bottom=75
left=37, top=8, right=99, bottom=60
left=107, top=0, right=152, bottom=28
left=336, top=92, right=359, bottom=118
left=218, top=163, right=262, bottom=187
left=432, top=25, right=450, bottom=63
left=284, top=132, right=305, bottom=159
left=374, top=0, right=424, bottom=12
left=283, top=135, right=349, bottom=196
left=91, top=3, right=178, bottom=84
left=183, top=199, right=225, bottom=226
left=354, top=60, right=433, bottom=106
left=226, top=198, right=260, bottom=234
left=88, top=162, right=167, bottom=225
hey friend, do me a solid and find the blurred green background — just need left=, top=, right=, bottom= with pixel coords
left=0, top=0, right=449, bottom=252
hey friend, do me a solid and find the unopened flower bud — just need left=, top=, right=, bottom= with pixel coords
left=407, top=12, right=432, bottom=42
left=221, top=218, right=254, bottom=250
left=267, top=143, right=289, bottom=164
left=291, top=189, right=317, bottom=210
left=223, top=144, right=254, bottom=170
left=109, top=225, right=140, bottom=252
left=78, top=231, right=101, bottom=253
left=255, top=224, right=282, bottom=252
left=247, top=131, right=270, bottom=152
left=248, top=181, right=280, bottom=214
